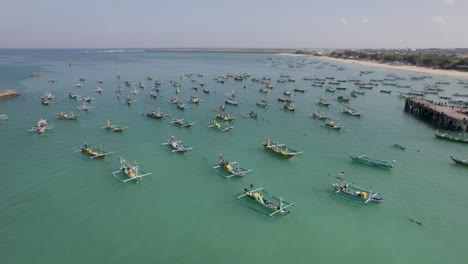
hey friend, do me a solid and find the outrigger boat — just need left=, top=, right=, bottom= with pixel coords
left=69, top=92, right=79, bottom=99
left=29, top=118, right=54, bottom=133
left=77, top=104, right=94, bottom=111
left=311, top=109, right=329, bottom=120
left=188, top=96, right=202, bottom=104
left=208, top=120, right=234, bottom=131
left=237, top=184, right=294, bottom=217
left=342, top=106, right=362, bottom=117
left=450, top=156, right=468, bottom=167
left=337, top=95, right=350, bottom=102
left=55, top=112, right=79, bottom=120
left=214, top=113, right=234, bottom=122
left=324, top=118, right=343, bottom=130
left=102, top=120, right=127, bottom=132
left=211, top=154, right=252, bottom=178
left=262, top=139, right=302, bottom=159
left=331, top=172, right=384, bottom=204
left=318, top=98, right=330, bottom=107
left=348, top=153, right=396, bottom=169
left=41, top=98, right=50, bottom=105
left=434, top=131, right=468, bottom=144
left=162, top=136, right=193, bottom=153
left=41, top=91, right=56, bottom=100
left=256, top=100, right=269, bottom=108
left=76, top=143, right=113, bottom=159
left=177, top=101, right=185, bottom=110
left=283, top=102, right=295, bottom=111
left=112, top=158, right=152, bottom=183
left=242, top=111, right=257, bottom=118
left=392, top=144, right=406, bottom=150
left=225, top=98, right=239, bottom=105
left=171, top=118, right=195, bottom=127
left=146, top=108, right=168, bottom=119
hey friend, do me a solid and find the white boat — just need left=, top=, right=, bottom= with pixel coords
left=29, top=118, right=54, bottom=133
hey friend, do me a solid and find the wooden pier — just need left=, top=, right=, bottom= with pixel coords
left=405, top=98, right=468, bottom=132
left=0, top=90, right=19, bottom=100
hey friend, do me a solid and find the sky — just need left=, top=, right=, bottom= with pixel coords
left=0, top=0, right=466, bottom=49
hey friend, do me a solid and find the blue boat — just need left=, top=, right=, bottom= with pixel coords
left=331, top=173, right=384, bottom=205
left=348, top=153, right=395, bottom=169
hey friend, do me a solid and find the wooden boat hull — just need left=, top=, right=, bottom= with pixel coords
left=349, top=154, right=395, bottom=169
left=332, top=185, right=383, bottom=204
left=450, top=156, right=468, bottom=167
left=435, top=132, right=468, bottom=144
left=263, top=144, right=293, bottom=159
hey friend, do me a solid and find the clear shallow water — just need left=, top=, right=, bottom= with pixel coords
left=0, top=49, right=467, bottom=264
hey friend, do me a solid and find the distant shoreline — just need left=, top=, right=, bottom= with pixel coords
left=144, top=48, right=295, bottom=54
left=278, top=53, right=468, bottom=79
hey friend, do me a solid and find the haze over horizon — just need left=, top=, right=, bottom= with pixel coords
left=1, top=0, right=466, bottom=49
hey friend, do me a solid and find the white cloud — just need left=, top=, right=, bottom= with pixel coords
left=433, top=16, right=446, bottom=24
left=442, top=0, right=454, bottom=6
left=339, top=18, right=348, bottom=25
left=360, top=18, right=369, bottom=23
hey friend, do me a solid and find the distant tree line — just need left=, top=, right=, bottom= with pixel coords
left=329, top=50, right=468, bottom=71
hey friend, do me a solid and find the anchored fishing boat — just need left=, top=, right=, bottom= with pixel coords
left=162, top=136, right=193, bottom=153
left=324, top=118, right=343, bottom=130
left=331, top=172, right=384, bottom=204
left=450, top=156, right=468, bottom=167
left=188, top=96, right=202, bottom=104
left=337, top=95, right=350, bottom=102
left=29, top=118, right=54, bottom=133
left=225, top=98, right=239, bottom=105
left=214, top=113, right=234, bottom=122
left=318, top=98, right=330, bottom=107
left=392, top=144, right=406, bottom=150
left=211, top=154, right=252, bottom=178
left=283, top=102, right=295, bottom=111
left=262, top=139, right=302, bottom=159
left=55, top=112, right=79, bottom=120
left=242, top=111, right=257, bottom=118
left=146, top=108, right=168, bottom=119
left=76, top=143, right=113, bottom=159
left=77, top=103, right=94, bottom=111
left=434, top=131, right=468, bottom=144
left=208, top=120, right=234, bottom=131
left=112, top=158, right=152, bottom=183
left=102, top=120, right=127, bottom=132
left=41, top=98, right=50, bottom=105
left=238, top=184, right=294, bottom=217
left=342, top=106, right=362, bottom=117
left=311, top=109, right=329, bottom=120
left=348, top=153, right=395, bottom=169
left=256, top=100, right=269, bottom=108
left=171, top=118, right=195, bottom=127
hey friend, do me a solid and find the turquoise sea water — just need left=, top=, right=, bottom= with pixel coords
left=0, top=49, right=467, bottom=264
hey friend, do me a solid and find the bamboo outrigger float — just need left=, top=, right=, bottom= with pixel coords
left=238, top=184, right=294, bottom=217
left=348, top=153, right=396, bottom=169
left=262, top=139, right=302, bottom=159
left=76, top=143, right=113, bottom=159
left=331, top=172, right=384, bottom=205
left=162, top=136, right=193, bottom=153
left=211, top=154, right=252, bottom=178
left=112, top=158, right=152, bottom=183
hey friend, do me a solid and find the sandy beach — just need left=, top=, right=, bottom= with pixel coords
left=279, top=53, right=468, bottom=79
